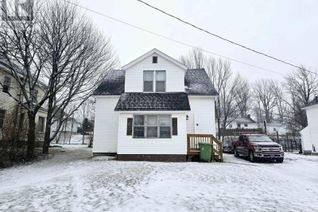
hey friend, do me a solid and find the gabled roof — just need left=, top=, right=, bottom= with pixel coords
left=303, top=96, right=318, bottom=109
left=115, top=92, right=190, bottom=111
left=0, top=57, right=48, bottom=89
left=185, top=69, right=218, bottom=96
left=93, top=70, right=125, bottom=95
left=122, top=48, right=187, bottom=70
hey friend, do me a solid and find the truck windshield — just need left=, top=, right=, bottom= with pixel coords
left=248, top=135, right=272, bottom=142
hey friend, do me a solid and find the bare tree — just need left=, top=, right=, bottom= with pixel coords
left=253, top=79, right=277, bottom=123
left=234, top=75, right=250, bottom=118
left=0, top=2, right=49, bottom=159
left=180, top=48, right=206, bottom=69
left=205, top=57, right=234, bottom=137
left=285, top=66, right=318, bottom=130
left=270, top=81, right=288, bottom=123
left=38, top=1, right=118, bottom=154
left=219, top=74, right=246, bottom=129
left=180, top=48, right=246, bottom=138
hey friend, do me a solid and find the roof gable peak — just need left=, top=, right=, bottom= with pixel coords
left=122, top=48, right=187, bottom=70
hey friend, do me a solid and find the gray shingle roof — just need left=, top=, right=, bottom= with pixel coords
left=185, top=69, right=218, bottom=96
left=114, top=92, right=190, bottom=111
left=93, top=70, right=125, bottom=95
left=94, top=68, right=218, bottom=96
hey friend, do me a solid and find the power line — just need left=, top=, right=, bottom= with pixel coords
left=62, top=0, right=286, bottom=76
left=136, top=0, right=301, bottom=69
left=137, top=0, right=318, bottom=77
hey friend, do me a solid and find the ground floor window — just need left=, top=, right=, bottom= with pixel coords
left=133, top=115, right=172, bottom=138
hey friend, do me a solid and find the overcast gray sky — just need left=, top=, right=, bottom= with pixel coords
left=77, top=0, right=318, bottom=82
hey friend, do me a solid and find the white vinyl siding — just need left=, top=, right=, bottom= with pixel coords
left=125, top=53, right=185, bottom=93
left=117, top=112, right=187, bottom=155
left=301, top=105, right=318, bottom=152
left=93, top=96, right=119, bottom=153
left=187, top=96, right=216, bottom=135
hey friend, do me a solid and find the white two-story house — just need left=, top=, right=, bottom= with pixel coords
left=92, top=49, right=218, bottom=161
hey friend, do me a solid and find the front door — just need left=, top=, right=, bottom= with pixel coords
left=186, top=114, right=195, bottom=134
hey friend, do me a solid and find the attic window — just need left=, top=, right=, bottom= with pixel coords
left=152, top=56, right=158, bottom=63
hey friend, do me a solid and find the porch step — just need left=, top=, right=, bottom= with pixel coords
left=187, top=134, right=224, bottom=162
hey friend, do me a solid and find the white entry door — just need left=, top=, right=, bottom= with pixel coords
left=186, top=114, right=195, bottom=134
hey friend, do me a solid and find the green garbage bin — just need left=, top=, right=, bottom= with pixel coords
left=199, top=143, right=213, bottom=162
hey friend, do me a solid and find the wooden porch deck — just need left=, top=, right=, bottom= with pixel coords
left=187, top=134, right=223, bottom=162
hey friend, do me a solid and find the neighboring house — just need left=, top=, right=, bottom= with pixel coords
left=227, top=115, right=258, bottom=129
left=92, top=48, right=218, bottom=161
left=300, top=96, right=318, bottom=154
left=0, top=62, right=47, bottom=143
left=52, top=116, right=81, bottom=144
left=224, top=116, right=288, bottom=135
left=265, top=122, right=288, bottom=135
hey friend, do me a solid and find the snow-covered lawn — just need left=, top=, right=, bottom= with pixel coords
left=0, top=146, right=318, bottom=212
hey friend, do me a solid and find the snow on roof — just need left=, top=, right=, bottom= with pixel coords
left=114, top=92, right=191, bottom=111
left=94, top=69, right=218, bottom=96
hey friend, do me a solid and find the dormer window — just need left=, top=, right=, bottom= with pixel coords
left=143, top=70, right=166, bottom=92
left=152, top=56, right=158, bottom=63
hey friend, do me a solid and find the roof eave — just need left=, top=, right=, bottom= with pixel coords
left=122, top=48, right=187, bottom=70
left=303, top=104, right=318, bottom=110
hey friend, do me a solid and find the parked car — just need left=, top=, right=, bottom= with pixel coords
left=222, top=136, right=238, bottom=153
left=233, top=134, right=284, bottom=163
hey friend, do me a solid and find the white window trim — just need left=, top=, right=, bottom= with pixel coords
left=143, top=70, right=166, bottom=93
left=132, top=114, right=172, bottom=139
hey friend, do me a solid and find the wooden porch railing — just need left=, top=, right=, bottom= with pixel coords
left=187, top=134, right=223, bottom=162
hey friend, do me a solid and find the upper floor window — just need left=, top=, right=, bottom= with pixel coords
left=31, top=89, right=38, bottom=103
left=37, top=116, right=45, bottom=132
left=143, top=71, right=154, bottom=92
left=2, top=76, right=11, bottom=93
left=156, top=71, right=165, bottom=92
left=143, top=70, right=166, bottom=92
left=0, top=110, right=5, bottom=129
left=152, top=56, right=158, bottom=63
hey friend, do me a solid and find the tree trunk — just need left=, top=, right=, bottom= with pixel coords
left=43, top=60, right=56, bottom=154
left=43, top=96, right=54, bottom=154
left=27, top=112, right=36, bottom=160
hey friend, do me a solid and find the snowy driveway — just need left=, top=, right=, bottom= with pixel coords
left=0, top=146, right=318, bottom=212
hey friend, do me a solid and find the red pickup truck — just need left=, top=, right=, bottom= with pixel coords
left=233, top=134, right=284, bottom=163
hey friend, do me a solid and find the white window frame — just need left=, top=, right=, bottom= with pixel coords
left=132, top=114, right=172, bottom=139
left=143, top=70, right=166, bottom=92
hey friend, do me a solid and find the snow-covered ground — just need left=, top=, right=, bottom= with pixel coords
left=0, top=145, right=318, bottom=212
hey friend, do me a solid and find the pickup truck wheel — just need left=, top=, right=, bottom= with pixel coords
left=234, top=148, right=239, bottom=157
left=276, top=158, right=284, bottom=163
left=249, top=151, right=255, bottom=162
